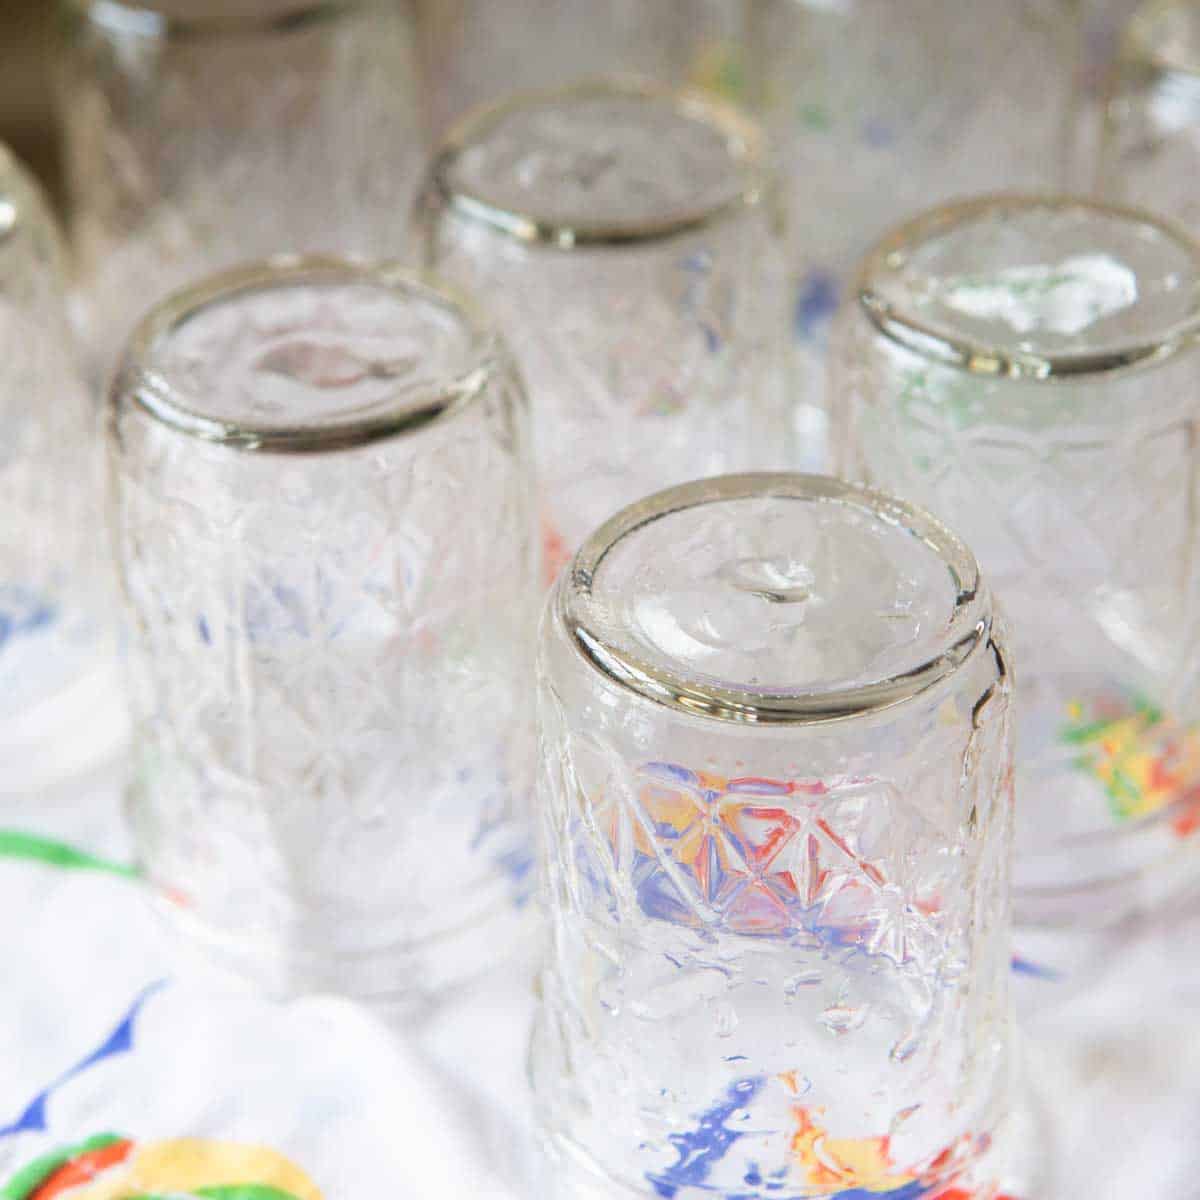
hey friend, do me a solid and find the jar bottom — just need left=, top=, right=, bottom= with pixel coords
left=528, top=1007, right=1023, bottom=1200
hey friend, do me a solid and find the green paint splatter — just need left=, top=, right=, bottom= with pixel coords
left=798, top=102, right=831, bottom=131
left=132, top=1189, right=304, bottom=1200
left=0, top=1133, right=127, bottom=1199
left=0, top=830, right=139, bottom=879
left=716, top=54, right=746, bottom=102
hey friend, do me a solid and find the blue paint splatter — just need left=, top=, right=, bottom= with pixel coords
left=862, top=117, right=896, bottom=148
left=470, top=796, right=536, bottom=909
left=644, top=762, right=699, bottom=786
left=0, top=979, right=167, bottom=1139
left=832, top=1183, right=929, bottom=1200
left=496, top=842, right=535, bottom=907
left=635, top=856, right=703, bottom=927
left=727, top=778, right=793, bottom=797
left=794, top=271, right=840, bottom=342
left=645, top=1076, right=764, bottom=1198
left=1012, top=954, right=1062, bottom=981
left=0, top=586, right=56, bottom=651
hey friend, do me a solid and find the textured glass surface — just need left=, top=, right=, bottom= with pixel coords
left=832, top=196, right=1200, bottom=927
left=417, top=0, right=753, bottom=140
left=440, top=91, right=751, bottom=234
left=1099, top=0, right=1200, bottom=235
left=755, top=0, right=1081, bottom=467
left=421, top=84, right=787, bottom=581
left=58, top=0, right=425, bottom=379
left=534, top=475, right=1014, bottom=1199
left=0, top=144, right=117, bottom=785
left=109, top=263, right=537, bottom=1007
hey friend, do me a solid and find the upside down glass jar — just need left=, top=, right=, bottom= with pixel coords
left=832, top=194, right=1200, bottom=940
left=0, top=143, right=122, bottom=789
left=418, top=81, right=789, bottom=585
left=108, top=258, right=538, bottom=1010
left=57, top=0, right=426, bottom=381
left=533, top=473, right=1019, bottom=1199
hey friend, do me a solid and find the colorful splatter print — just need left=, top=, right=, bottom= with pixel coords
left=0, top=983, right=166, bottom=1141
left=647, top=1077, right=764, bottom=1198
left=645, top=1079, right=1015, bottom=1200
left=0, top=587, right=56, bottom=651
left=785, top=1104, right=1001, bottom=1199
left=592, top=763, right=903, bottom=946
left=1061, top=694, right=1200, bottom=836
left=541, top=518, right=571, bottom=590
left=795, top=270, right=840, bottom=342
left=1010, top=956, right=1061, bottom=983
left=1, top=1136, right=321, bottom=1200
left=0, top=833, right=138, bottom=882
left=790, top=1105, right=922, bottom=1196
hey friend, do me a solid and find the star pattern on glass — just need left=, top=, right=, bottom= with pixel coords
left=593, top=762, right=912, bottom=947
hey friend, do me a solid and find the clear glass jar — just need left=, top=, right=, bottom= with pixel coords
left=534, top=473, right=1015, bottom=1199
left=832, top=194, right=1200, bottom=930
left=418, top=82, right=788, bottom=582
left=57, top=0, right=425, bottom=378
left=1098, top=0, right=1200, bottom=235
left=108, top=258, right=537, bottom=1009
left=416, top=0, right=755, bottom=140
left=0, top=143, right=121, bottom=789
left=755, top=0, right=1083, bottom=468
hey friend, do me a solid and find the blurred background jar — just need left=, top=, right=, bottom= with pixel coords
left=415, top=0, right=754, bottom=142
left=54, top=0, right=426, bottom=380
left=419, top=82, right=788, bottom=578
left=0, top=143, right=122, bottom=791
left=755, top=0, right=1085, bottom=467
left=831, top=195, right=1200, bottom=936
left=108, top=259, right=538, bottom=1009
left=1098, top=0, right=1200, bottom=235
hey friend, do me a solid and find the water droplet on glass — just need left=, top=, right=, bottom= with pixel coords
left=890, top=1104, right=921, bottom=1134
left=890, top=1029, right=922, bottom=1062
left=718, top=556, right=816, bottom=604
left=820, top=1003, right=868, bottom=1035
left=254, top=338, right=416, bottom=390
left=784, top=970, right=823, bottom=995
left=713, top=1001, right=739, bottom=1038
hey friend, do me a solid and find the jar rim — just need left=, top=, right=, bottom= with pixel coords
left=425, top=80, right=771, bottom=250
left=111, top=256, right=510, bottom=455
left=554, top=473, right=996, bottom=726
left=852, top=193, right=1200, bottom=382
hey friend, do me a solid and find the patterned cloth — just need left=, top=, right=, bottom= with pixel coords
left=0, top=755, right=532, bottom=1200
left=3, top=750, right=1200, bottom=1198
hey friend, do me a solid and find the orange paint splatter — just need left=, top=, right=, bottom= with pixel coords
left=30, top=1139, right=134, bottom=1199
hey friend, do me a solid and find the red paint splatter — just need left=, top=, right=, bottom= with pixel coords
left=30, top=1139, right=134, bottom=1199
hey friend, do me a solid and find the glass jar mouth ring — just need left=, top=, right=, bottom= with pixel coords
left=558, top=472, right=995, bottom=726
left=854, top=192, right=1200, bottom=383
left=425, top=80, right=771, bottom=250
left=112, top=255, right=505, bottom=455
